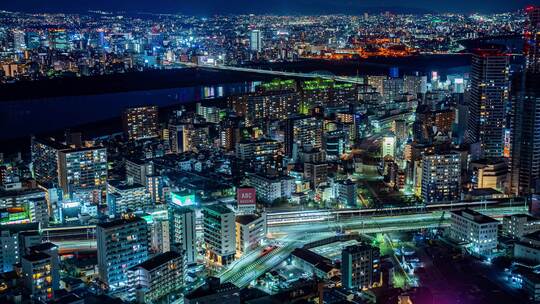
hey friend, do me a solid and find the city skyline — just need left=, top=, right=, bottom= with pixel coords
left=1, top=3, right=540, bottom=304
left=0, top=0, right=537, bottom=15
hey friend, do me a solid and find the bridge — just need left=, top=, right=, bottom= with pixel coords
left=182, top=62, right=365, bottom=84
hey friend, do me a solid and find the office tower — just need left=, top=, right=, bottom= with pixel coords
left=381, top=135, right=396, bottom=159
left=383, top=77, right=404, bottom=101
left=510, top=6, right=540, bottom=195
left=403, top=75, right=422, bottom=97
left=333, top=179, right=357, bottom=207
left=284, top=116, right=323, bottom=158
left=31, top=137, right=62, bottom=185
left=367, top=75, right=387, bottom=95
left=235, top=139, right=280, bottom=173
left=96, top=216, right=149, bottom=290
left=12, top=29, right=26, bottom=51
left=57, top=146, right=107, bottom=193
left=127, top=251, right=186, bottom=303
left=123, top=105, right=159, bottom=141
left=21, top=252, right=55, bottom=301
left=185, top=277, right=240, bottom=304
left=168, top=205, right=196, bottom=264
left=525, top=6, right=540, bottom=73
left=48, top=28, right=69, bottom=50
left=450, top=209, right=498, bottom=255
left=249, top=30, right=262, bottom=52
left=341, top=243, right=380, bottom=290
left=107, top=180, right=151, bottom=215
left=126, top=159, right=154, bottom=186
left=466, top=49, right=509, bottom=158
left=27, top=242, right=60, bottom=291
left=235, top=213, right=266, bottom=257
left=202, top=205, right=236, bottom=265
left=25, top=31, right=41, bottom=49
left=169, top=123, right=187, bottom=154
left=421, top=152, right=461, bottom=203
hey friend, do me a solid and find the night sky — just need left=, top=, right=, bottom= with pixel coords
left=1, top=0, right=539, bottom=15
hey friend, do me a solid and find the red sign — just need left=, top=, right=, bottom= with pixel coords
left=237, top=188, right=256, bottom=205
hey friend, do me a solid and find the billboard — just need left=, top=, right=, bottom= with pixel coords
left=171, top=192, right=196, bottom=207
left=237, top=188, right=256, bottom=205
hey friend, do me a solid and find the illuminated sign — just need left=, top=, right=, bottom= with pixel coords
left=171, top=192, right=196, bottom=207
left=237, top=188, right=256, bottom=205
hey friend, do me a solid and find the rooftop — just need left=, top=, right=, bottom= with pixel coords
left=22, top=252, right=51, bottom=262
left=97, top=216, right=146, bottom=229
left=203, top=204, right=233, bottom=215
left=133, top=251, right=182, bottom=271
left=236, top=214, right=262, bottom=225
left=451, top=209, right=498, bottom=224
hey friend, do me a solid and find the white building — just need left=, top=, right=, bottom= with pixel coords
left=202, top=205, right=236, bottom=265
left=381, top=135, right=396, bottom=159
left=250, top=30, right=262, bottom=52
left=107, top=181, right=151, bottom=215
left=235, top=213, right=267, bottom=257
left=168, top=206, right=196, bottom=264
left=450, top=209, right=498, bottom=255
left=247, top=173, right=294, bottom=204
left=502, top=214, right=540, bottom=239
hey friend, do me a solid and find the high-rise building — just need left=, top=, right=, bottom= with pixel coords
left=245, top=91, right=299, bottom=126
left=525, top=6, right=540, bottom=73
left=123, top=106, right=159, bottom=141
left=510, top=6, right=540, bottom=195
left=381, top=135, right=396, bottom=159
left=126, top=158, right=154, bottom=186
left=48, top=28, right=69, bottom=50
left=31, top=137, right=63, bottom=186
left=0, top=223, right=40, bottom=273
left=249, top=30, right=262, bottom=52
left=466, top=49, right=509, bottom=158
left=284, top=115, right=323, bottom=158
left=96, top=216, right=149, bottom=290
left=27, top=242, right=60, bottom=291
left=57, top=146, right=108, bottom=193
left=21, top=252, right=55, bottom=301
left=421, top=152, right=461, bottom=203
left=202, top=205, right=236, bottom=265
left=168, top=205, right=196, bottom=265
left=341, top=243, right=380, bottom=290
left=127, top=251, right=186, bottom=303
left=12, top=29, right=26, bottom=52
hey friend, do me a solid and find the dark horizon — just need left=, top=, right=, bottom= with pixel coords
left=0, top=0, right=537, bottom=15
